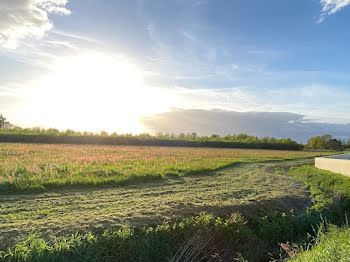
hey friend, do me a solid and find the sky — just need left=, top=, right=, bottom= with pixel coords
left=0, top=0, right=350, bottom=141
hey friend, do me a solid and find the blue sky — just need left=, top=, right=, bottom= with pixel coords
left=0, top=0, right=350, bottom=137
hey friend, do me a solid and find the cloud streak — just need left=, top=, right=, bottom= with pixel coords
left=319, top=0, right=350, bottom=22
left=0, top=0, right=71, bottom=49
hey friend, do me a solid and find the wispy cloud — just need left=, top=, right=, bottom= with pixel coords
left=181, top=31, right=197, bottom=41
left=1, top=30, right=98, bottom=71
left=247, top=48, right=283, bottom=57
left=192, top=0, right=208, bottom=8
left=51, top=30, right=97, bottom=43
left=0, top=82, right=29, bottom=98
left=318, top=0, right=350, bottom=22
left=0, top=0, right=71, bottom=49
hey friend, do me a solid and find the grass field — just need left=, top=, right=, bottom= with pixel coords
left=0, top=159, right=312, bottom=251
left=0, top=143, right=336, bottom=193
left=0, top=143, right=346, bottom=261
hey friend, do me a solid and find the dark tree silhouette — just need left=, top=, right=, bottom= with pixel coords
left=0, top=114, right=12, bottom=129
left=0, top=114, right=6, bottom=128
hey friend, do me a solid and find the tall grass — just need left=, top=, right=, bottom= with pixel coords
left=275, top=166, right=350, bottom=261
left=0, top=144, right=332, bottom=193
left=290, top=225, right=350, bottom=261
left=288, top=165, right=350, bottom=219
left=0, top=212, right=259, bottom=262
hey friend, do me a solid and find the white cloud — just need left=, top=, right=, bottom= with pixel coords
left=319, top=0, right=350, bottom=22
left=0, top=0, right=71, bottom=49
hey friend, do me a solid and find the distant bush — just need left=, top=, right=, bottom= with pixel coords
left=0, top=127, right=304, bottom=150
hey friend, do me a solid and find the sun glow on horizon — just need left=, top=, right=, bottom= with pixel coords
left=22, top=52, right=170, bottom=133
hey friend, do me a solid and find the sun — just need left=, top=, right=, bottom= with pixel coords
left=24, top=52, right=167, bottom=133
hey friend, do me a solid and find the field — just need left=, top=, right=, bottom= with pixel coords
left=0, top=159, right=312, bottom=250
left=0, top=143, right=334, bottom=193
left=0, top=143, right=347, bottom=261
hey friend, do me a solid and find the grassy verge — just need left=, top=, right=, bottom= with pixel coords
left=274, top=165, right=350, bottom=261
left=290, top=225, right=350, bottom=261
left=0, top=143, right=337, bottom=193
left=288, top=165, right=350, bottom=222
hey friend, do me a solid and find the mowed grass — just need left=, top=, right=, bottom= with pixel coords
left=0, top=143, right=336, bottom=192
left=0, top=159, right=312, bottom=251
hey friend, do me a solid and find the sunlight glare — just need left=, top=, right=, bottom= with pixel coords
left=25, top=52, right=168, bottom=133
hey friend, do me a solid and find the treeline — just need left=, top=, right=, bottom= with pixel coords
left=0, top=127, right=304, bottom=150
left=306, top=134, right=349, bottom=151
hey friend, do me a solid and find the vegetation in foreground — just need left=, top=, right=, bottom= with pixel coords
left=0, top=144, right=335, bottom=193
left=2, top=160, right=350, bottom=261
left=290, top=225, right=350, bottom=262
left=277, top=165, right=350, bottom=261
left=0, top=212, right=261, bottom=262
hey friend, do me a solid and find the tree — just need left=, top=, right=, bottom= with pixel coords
left=98, top=131, right=109, bottom=136
left=190, top=132, right=197, bottom=140
left=345, top=139, right=350, bottom=149
left=307, top=134, right=344, bottom=150
left=210, top=134, right=220, bottom=140
left=327, top=139, right=343, bottom=151
left=0, top=114, right=6, bottom=128
left=0, top=114, right=12, bottom=129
